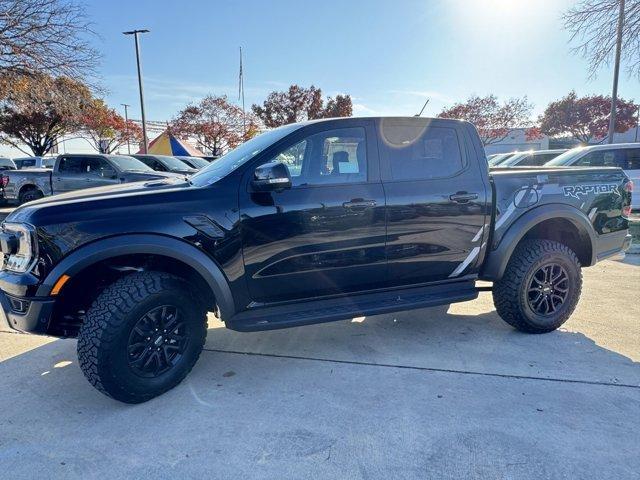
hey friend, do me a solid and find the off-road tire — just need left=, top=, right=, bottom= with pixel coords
left=77, top=271, right=207, bottom=403
left=19, top=188, right=43, bottom=204
left=493, top=239, right=582, bottom=333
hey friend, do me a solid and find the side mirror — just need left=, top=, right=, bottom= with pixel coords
left=251, top=161, right=292, bottom=192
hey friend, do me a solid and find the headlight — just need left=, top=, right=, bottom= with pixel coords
left=0, top=223, right=38, bottom=273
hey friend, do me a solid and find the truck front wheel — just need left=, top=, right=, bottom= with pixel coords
left=493, top=239, right=582, bottom=333
left=77, top=271, right=207, bottom=403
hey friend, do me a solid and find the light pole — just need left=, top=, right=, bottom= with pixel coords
left=120, top=103, right=131, bottom=154
left=607, top=0, right=625, bottom=144
left=123, top=29, right=150, bottom=153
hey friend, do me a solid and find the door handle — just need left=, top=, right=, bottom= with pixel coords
left=343, top=199, right=377, bottom=209
left=449, top=192, right=478, bottom=203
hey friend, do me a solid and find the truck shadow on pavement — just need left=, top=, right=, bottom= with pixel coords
left=1, top=303, right=638, bottom=410
left=1, top=305, right=639, bottom=479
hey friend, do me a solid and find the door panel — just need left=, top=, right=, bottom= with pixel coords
left=85, top=157, right=120, bottom=188
left=379, top=118, right=489, bottom=285
left=239, top=122, right=387, bottom=303
left=55, top=156, right=84, bottom=192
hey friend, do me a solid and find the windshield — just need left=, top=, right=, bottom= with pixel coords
left=110, top=155, right=155, bottom=172
left=545, top=147, right=587, bottom=166
left=500, top=152, right=531, bottom=166
left=487, top=153, right=513, bottom=166
left=153, top=155, right=195, bottom=170
left=42, top=158, right=55, bottom=168
left=179, top=156, right=209, bottom=168
left=189, top=124, right=301, bottom=186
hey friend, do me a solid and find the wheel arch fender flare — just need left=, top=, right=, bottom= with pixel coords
left=480, top=204, right=597, bottom=281
left=37, top=234, right=235, bottom=319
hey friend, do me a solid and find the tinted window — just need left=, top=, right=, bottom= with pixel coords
left=273, top=140, right=307, bottom=179
left=538, top=153, right=560, bottom=165
left=58, top=157, right=83, bottom=174
left=526, top=153, right=558, bottom=166
left=190, top=124, right=301, bottom=187
left=109, top=156, right=154, bottom=172
left=622, top=149, right=640, bottom=170
left=86, top=158, right=116, bottom=177
left=16, top=159, right=36, bottom=169
left=575, top=150, right=622, bottom=167
left=136, top=157, right=154, bottom=168
left=267, top=127, right=367, bottom=186
left=382, top=125, right=464, bottom=180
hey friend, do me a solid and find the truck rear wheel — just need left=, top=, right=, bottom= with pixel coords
left=77, top=271, right=207, bottom=403
left=493, top=239, right=582, bottom=333
left=19, top=187, right=43, bottom=204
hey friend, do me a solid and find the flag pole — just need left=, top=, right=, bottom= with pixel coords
left=239, top=47, right=246, bottom=137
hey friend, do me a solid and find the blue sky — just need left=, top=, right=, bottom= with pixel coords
left=87, top=0, right=639, bottom=122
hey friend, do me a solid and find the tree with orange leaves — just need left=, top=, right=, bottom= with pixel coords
left=80, top=99, right=142, bottom=153
left=170, top=95, right=258, bottom=156
left=438, top=94, right=533, bottom=146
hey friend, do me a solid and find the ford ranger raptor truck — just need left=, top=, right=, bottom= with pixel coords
left=0, top=117, right=632, bottom=403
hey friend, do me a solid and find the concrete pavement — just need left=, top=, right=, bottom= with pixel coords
left=0, top=256, right=639, bottom=479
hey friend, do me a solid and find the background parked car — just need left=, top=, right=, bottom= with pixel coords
left=487, top=152, right=517, bottom=166
left=0, top=157, right=16, bottom=171
left=4, top=154, right=182, bottom=204
left=132, top=154, right=197, bottom=175
left=498, top=149, right=567, bottom=167
left=175, top=155, right=210, bottom=169
left=12, top=156, right=56, bottom=169
left=546, top=142, right=640, bottom=210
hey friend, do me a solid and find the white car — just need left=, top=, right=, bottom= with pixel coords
left=546, top=143, right=639, bottom=210
left=500, top=149, right=567, bottom=167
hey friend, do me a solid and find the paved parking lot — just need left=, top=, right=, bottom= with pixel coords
left=1, top=256, right=639, bottom=479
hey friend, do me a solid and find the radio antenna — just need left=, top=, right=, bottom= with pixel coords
left=415, top=98, right=430, bottom=117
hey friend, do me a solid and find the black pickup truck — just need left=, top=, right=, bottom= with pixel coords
left=0, top=117, right=632, bottom=403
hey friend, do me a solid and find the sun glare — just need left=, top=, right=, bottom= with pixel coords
left=453, top=0, right=536, bottom=23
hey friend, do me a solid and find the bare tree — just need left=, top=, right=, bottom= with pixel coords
left=563, top=0, right=640, bottom=78
left=0, top=0, right=99, bottom=78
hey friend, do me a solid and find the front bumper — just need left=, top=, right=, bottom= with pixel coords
left=0, top=289, right=54, bottom=334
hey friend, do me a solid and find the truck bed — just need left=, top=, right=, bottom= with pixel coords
left=489, top=165, right=629, bottom=248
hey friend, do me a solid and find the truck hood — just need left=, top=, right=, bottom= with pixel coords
left=7, top=176, right=193, bottom=222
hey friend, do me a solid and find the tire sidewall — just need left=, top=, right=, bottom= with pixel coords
left=20, top=189, right=42, bottom=204
left=99, top=286, right=204, bottom=399
left=517, top=249, right=580, bottom=330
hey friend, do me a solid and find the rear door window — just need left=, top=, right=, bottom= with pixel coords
left=380, top=124, right=465, bottom=181
left=622, top=149, right=640, bottom=170
left=574, top=150, right=623, bottom=167
left=58, top=157, right=83, bottom=174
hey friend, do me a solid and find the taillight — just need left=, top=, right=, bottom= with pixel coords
left=0, top=175, right=8, bottom=187
left=624, top=180, right=634, bottom=193
left=621, top=181, right=633, bottom=217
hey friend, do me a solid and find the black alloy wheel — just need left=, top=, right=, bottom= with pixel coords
left=526, top=263, right=569, bottom=316
left=127, top=305, right=188, bottom=378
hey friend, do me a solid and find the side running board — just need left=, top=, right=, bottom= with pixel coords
left=227, top=280, right=478, bottom=332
